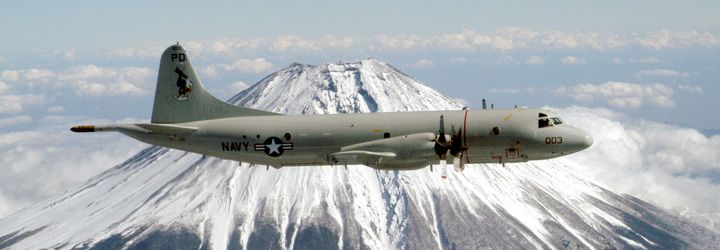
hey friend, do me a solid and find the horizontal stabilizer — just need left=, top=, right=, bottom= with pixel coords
left=135, top=123, right=197, bottom=135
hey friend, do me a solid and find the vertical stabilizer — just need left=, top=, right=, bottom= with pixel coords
left=151, top=44, right=279, bottom=123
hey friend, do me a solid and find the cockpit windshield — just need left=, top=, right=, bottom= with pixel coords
left=538, top=113, right=564, bottom=128
left=551, top=117, right=563, bottom=125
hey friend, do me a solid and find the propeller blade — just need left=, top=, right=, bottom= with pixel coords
left=435, top=115, right=450, bottom=157
left=440, top=160, right=448, bottom=179
left=458, top=127, right=464, bottom=146
left=451, top=124, right=456, bottom=140
left=438, top=115, right=446, bottom=143
left=449, top=127, right=462, bottom=156
left=453, top=156, right=463, bottom=172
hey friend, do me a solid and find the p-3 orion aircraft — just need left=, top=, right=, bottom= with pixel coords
left=72, top=44, right=593, bottom=178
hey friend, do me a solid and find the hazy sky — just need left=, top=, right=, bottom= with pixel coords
left=1, top=0, right=719, bottom=222
left=1, top=0, right=719, bottom=50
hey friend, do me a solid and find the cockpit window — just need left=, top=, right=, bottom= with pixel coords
left=539, top=113, right=564, bottom=128
left=552, top=117, right=563, bottom=125
left=538, top=113, right=551, bottom=128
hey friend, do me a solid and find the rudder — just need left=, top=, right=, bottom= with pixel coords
left=151, top=44, right=279, bottom=124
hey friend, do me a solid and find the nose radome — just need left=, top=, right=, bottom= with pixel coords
left=582, top=132, right=593, bottom=148
left=566, top=126, right=593, bottom=152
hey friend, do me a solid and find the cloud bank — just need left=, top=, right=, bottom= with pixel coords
left=557, top=82, right=675, bottom=108
left=0, top=65, right=155, bottom=97
left=559, top=106, right=720, bottom=215
left=0, top=116, right=145, bottom=218
left=99, top=28, right=720, bottom=59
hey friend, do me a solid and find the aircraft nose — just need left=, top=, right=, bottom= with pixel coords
left=581, top=131, right=593, bottom=148
left=564, top=126, right=593, bottom=152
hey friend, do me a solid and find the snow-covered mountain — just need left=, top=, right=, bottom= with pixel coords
left=1, top=59, right=718, bottom=249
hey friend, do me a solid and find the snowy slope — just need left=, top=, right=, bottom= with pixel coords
left=1, top=59, right=718, bottom=249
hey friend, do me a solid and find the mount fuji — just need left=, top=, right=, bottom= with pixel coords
left=1, top=59, right=718, bottom=249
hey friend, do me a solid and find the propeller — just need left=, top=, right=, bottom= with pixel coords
left=434, top=115, right=470, bottom=178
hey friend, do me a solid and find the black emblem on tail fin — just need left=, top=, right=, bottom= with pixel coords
left=174, top=67, right=193, bottom=101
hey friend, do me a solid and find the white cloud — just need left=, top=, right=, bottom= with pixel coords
left=1, top=71, right=20, bottom=82
left=271, top=35, right=320, bottom=52
left=0, top=94, right=46, bottom=114
left=0, top=68, right=55, bottom=82
left=210, top=81, right=251, bottom=100
left=612, top=57, right=662, bottom=65
left=317, top=35, right=354, bottom=49
left=208, top=38, right=265, bottom=54
left=0, top=117, right=145, bottom=218
left=561, top=56, right=586, bottom=65
left=677, top=84, right=703, bottom=94
left=638, top=30, right=720, bottom=50
left=269, top=35, right=355, bottom=52
left=375, top=34, right=427, bottom=50
left=408, top=59, right=434, bottom=69
left=640, top=30, right=672, bottom=50
left=525, top=56, right=545, bottom=65
left=62, top=65, right=153, bottom=96
left=57, top=48, right=77, bottom=60
left=204, top=58, right=274, bottom=77
left=0, top=81, right=8, bottom=93
left=436, top=29, right=517, bottom=51
left=96, top=29, right=720, bottom=61
left=0, top=190, right=26, bottom=218
left=0, top=65, right=155, bottom=97
left=558, top=106, right=720, bottom=214
left=0, top=115, right=32, bottom=128
left=634, top=69, right=689, bottom=78
left=557, top=82, right=675, bottom=108
left=228, top=81, right=249, bottom=93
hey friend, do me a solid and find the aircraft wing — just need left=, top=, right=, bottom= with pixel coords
left=328, top=132, right=436, bottom=166
left=329, top=150, right=397, bottom=165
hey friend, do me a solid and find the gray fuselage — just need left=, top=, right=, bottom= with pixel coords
left=120, top=108, right=592, bottom=169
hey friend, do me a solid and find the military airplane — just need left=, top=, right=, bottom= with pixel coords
left=72, top=44, right=593, bottom=178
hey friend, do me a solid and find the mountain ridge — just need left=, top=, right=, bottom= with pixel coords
left=1, top=59, right=718, bottom=249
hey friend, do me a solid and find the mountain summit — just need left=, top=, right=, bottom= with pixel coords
left=229, top=59, right=462, bottom=114
left=1, top=60, right=718, bottom=249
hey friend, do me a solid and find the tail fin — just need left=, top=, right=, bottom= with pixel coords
left=151, top=44, right=279, bottom=123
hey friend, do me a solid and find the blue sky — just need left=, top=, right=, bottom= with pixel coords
left=1, top=1, right=719, bottom=220
left=1, top=0, right=720, bottom=52
left=1, top=0, right=719, bottom=129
